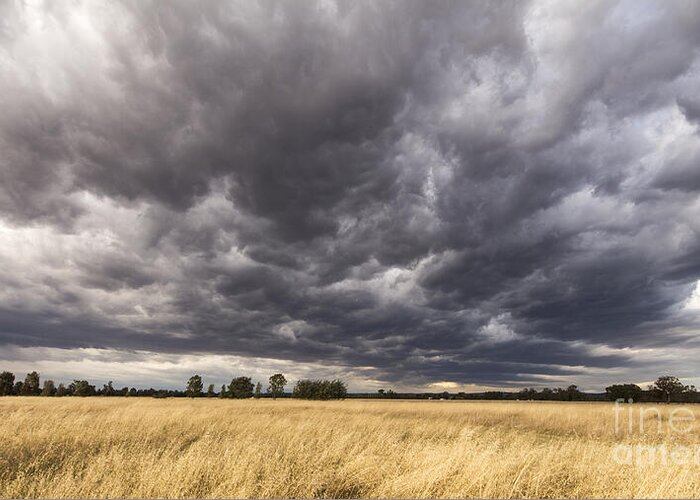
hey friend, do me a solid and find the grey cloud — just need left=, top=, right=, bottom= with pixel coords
left=1, top=0, right=700, bottom=389
left=678, top=97, right=700, bottom=125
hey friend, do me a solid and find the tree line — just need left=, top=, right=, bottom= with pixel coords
left=392, top=376, right=696, bottom=403
left=604, top=376, right=697, bottom=403
left=360, top=376, right=699, bottom=403
left=1, top=370, right=695, bottom=403
left=0, top=370, right=347, bottom=400
left=184, top=374, right=347, bottom=400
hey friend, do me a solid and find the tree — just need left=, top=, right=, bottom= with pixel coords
left=23, top=371, right=40, bottom=395
left=605, top=384, right=642, bottom=402
left=14, top=381, right=23, bottom=395
left=254, top=382, right=263, bottom=398
left=102, top=381, right=115, bottom=396
left=70, top=380, right=96, bottom=397
left=41, top=380, right=56, bottom=396
left=186, top=375, right=203, bottom=397
left=328, top=379, right=347, bottom=399
left=292, top=379, right=347, bottom=400
left=517, top=388, right=537, bottom=400
left=229, top=377, right=254, bottom=399
left=539, top=387, right=554, bottom=400
left=292, top=379, right=316, bottom=399
left=682, top=385, right=699, bottom=403
left=206, top=384, right=216, bottom=397
left=651, top=376, right=688, bottom=403
left=219, top=384, right=227, bottom=398
left=267, top=373, right=287, bottom=399
left=0, top=371, right=14, bottom=396
left=565, top=385, right=583, bottom=401
left=55, top=383, right=68, bottom=397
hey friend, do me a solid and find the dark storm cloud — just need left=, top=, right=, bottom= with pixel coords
left=2, top=0, right=700, bottom=389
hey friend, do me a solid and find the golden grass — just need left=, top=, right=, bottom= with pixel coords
left=1, top=397, right=700, bottom=498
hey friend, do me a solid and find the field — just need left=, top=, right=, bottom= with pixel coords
left=1, top=398, right=700, bottom=498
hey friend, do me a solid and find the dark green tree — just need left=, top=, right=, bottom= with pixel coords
left=682, top=385, right=699, bottom=403
left=219, top=384, right=227, bottom=398
left=23, top=371, right=40, bottom=395
left=329, top=379, right=347, bottom=399
left=267, top=373, right=287, bottom=399
left=55, top=383, right=68, bottom=397
left=40, top=380, right=56, bottom=396
left=70, top=380, right=96, bottom=396
left=565, top=384, right=583, bottom=401
left=517, top=388, right=537, bottom=400
left=605, top=384, right=643, bottom=402
left=102, top=381, right=115, bottom=396
left=206, top=384, right=216, bottom=397
left=292, top=379, right=347, bottom=400
left=186, top=375, right=203, bottom=397
left=254, top=382, right=263, bottom=398
left=293, top=379, right=316, bottom=399
left=229, top=377, right=254, bottom=399
left=651, top=376, right=688, bottom=403
left=0, top=371, right=14, bottom=396
left=538, top=387, right=554, bottom=400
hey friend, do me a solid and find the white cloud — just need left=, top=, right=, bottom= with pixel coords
left=478, top=314, right=519, bottom=344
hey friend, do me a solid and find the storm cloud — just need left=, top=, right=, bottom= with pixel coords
left=2, top=0, right=700, bottom=390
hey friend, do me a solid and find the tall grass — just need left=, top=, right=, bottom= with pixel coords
left=1, top=397, right=699, bottom=498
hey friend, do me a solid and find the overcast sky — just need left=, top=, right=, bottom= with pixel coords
left=1, top=0, right=700, bottom=392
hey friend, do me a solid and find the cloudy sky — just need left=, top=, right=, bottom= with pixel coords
left=1, top=0, right=700, bottom=392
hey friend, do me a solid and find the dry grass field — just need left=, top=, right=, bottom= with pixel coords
left=1, top=397, right=700, bottom=498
